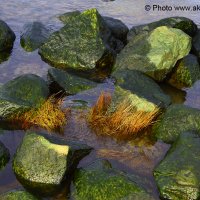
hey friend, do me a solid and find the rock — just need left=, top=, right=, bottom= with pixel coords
left=0, top=20, right=16, bottom=52
left=128, top=17, right=197, bottom=40
left=13, top=131, right=92, bottom=195
left=0, top=141, right=9, bottom=170
left=39, top=8, right=121, bottom=71
left=0, top=190, right=40, bottom=200
left=112, top=69, right=171, bottom=110
left=153, top=104, right=200, bottom=143
left=59, top=11, right=128, bottom=45
left=167, top=54, right=200, bottom=89
left=114, top=26, right=191, bottom=82
left=193, top=29, right=200, bottom=59
left=103, top=16, right=129, bottom=44
left=154, top=131, right=200, bottom=200
left=0, top=74, right=49, bottom=119
left=48, top=68, right=97, bottom=95
left=71, top=159, right=154, bottom=200
left=20, top=22, right=51, bottom=52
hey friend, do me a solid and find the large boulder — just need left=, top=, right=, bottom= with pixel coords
left=153, top=104, right=200, bottom=143
left=114, top=26, right=191, bottom=82
left=0, top=141, right=9, bottom=170
left=128, top=17, right=197, bottom=40
left=13, top=131, right=92, bottom=195
left=0, top=20, right=15, bottom=52
left=112, top=69, right=171, bottom=110
left=39, top=8, right=122, bottom=71
left=0, top=74, right=49, bottom=119
left=20, top=22, right=51, bottom=52
left=167, top=54, right=200, bottom=89
left=59, top=11, right=129, bottom=45
left=0, top=190, right=40, bottom=200
left=71, top=160, right=154, bottom=200
left=154, top=131, right=200, bottom=200
left=48, top=68, right=97, bottom=95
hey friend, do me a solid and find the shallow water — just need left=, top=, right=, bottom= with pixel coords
left=1, top=0, right=200, bottom=199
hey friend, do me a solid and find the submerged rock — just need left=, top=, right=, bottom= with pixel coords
left=0, top=74, right=49, bottom=118
left=167, top=54, right=200, bottom=89
left=0, top=20, right=16, bottom=52
left=0, top=141, right=9, bottom=170
left=59, top=11, right=128, bottom=45
left=128, top=17, right=197, bottom=40
left=0, top=190, right=40, bottom=200
left=115, top=26, right=191, bottom=82
left=153, top=104, right=200, bottom=143
left=39, top=8, right=121, bottom=71
left=20, top=22, right=51, bottom=52
left=112, top=69, right=171, bottom=110
left=71, top=160, right=154, bottom=200
left=48, top=68, right=97, bottom=95
left=13, top=131, right=92, bottom=195
left=154, top=131, right=200, bottom=200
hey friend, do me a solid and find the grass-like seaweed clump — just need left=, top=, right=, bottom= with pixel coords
left=88, top=92, right=160, bottom=139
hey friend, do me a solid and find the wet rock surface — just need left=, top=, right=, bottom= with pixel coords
left=0, top=141, right=9, bottom=171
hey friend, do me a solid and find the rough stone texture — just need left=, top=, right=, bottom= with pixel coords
left=0, top=20, right=16, bottom=52
left=48, top=68, right=97, bottom=95
left=153, top=104, right=200, bottom=143
left=13, top=131, right=92, bottom=195
left=58, top=10, right=81, bottom=24
left=114, top=26, right=192, bottom=82
left=39, top=8, right=121, bottom=71
left=167, top=54, right=200, bottom=89
left=20, top=22, right=51, bottom=52
left=0, top=141, right=9, bottom=170
left=71, top=160, right=154, bottom=200
left=128, top=17, right=197, bottom=41
left=154, top=131, right=200, bottom=200
left=112, top=69, right=171, bottom=110
left=193, top=29, right=200, bottom=59
left=0, top=74, right=49, bottom=119
left=0, top=190, right=40, bottom=200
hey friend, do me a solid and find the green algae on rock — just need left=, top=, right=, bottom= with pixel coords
left=0, top=190, right=40, bottom=200
left=39, top=8, right=120, bottom=71
left=153, top=104, right=200, bottom=143
left=128, top=17, right=197, bottom=40
left=71, top=160, right=154, bottom=200
left=154, top=131, right=200, bottom=200
left=0, top=20, right=16, bottom=52
left=0, top=141, right=9, bottom=170
left=0, top=74, right=49, bottom=119
left=112, top=69, right=171, bottom=110
left=58, top=10, right=81, bottom=24
left=12, top=131, right=92, bottom=195
left=20, top=22, right=51, bottom=52
left=114, top=26, right=191, bottom=82
left=167, top=54, right=200, bottom=89
left=48, top=68, right=97, bottom=95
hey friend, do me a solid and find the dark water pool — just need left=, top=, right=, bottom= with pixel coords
left=0, top=0, right=200, bottom=199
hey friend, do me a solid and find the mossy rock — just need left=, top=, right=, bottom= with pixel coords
left=167, top=54, right=200, bottom=89
left=71, top=160, right=154, bottom=200
left=154, top=131, right=200, bottom=200
left=0, top=74, right=49, bottom=118
left=20, top=22, right=51, bottom=52
left=128, top=17, right=197, bottom=40
left=112, top=69, right=171, bottom=110
left=12, top=131, right=92, bottom=195
left=0, top=190, right=40, bottom=200
left=0, top=141, right=9, bottom=170
left=39, top=8, right=120, bottom=71
left=58, top=10, right=81, bottom=24
left=114, top=26, right=191, bottom=82
left=193, top=29, right=200, bottom=59
left=48, top=68, right=97, bottom=95
left=0, top=20, right=15, bottom=52
left=153, top=104, right=200, bottom=143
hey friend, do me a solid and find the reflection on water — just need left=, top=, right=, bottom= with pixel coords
left=0, top=0, right=200, bottom=199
